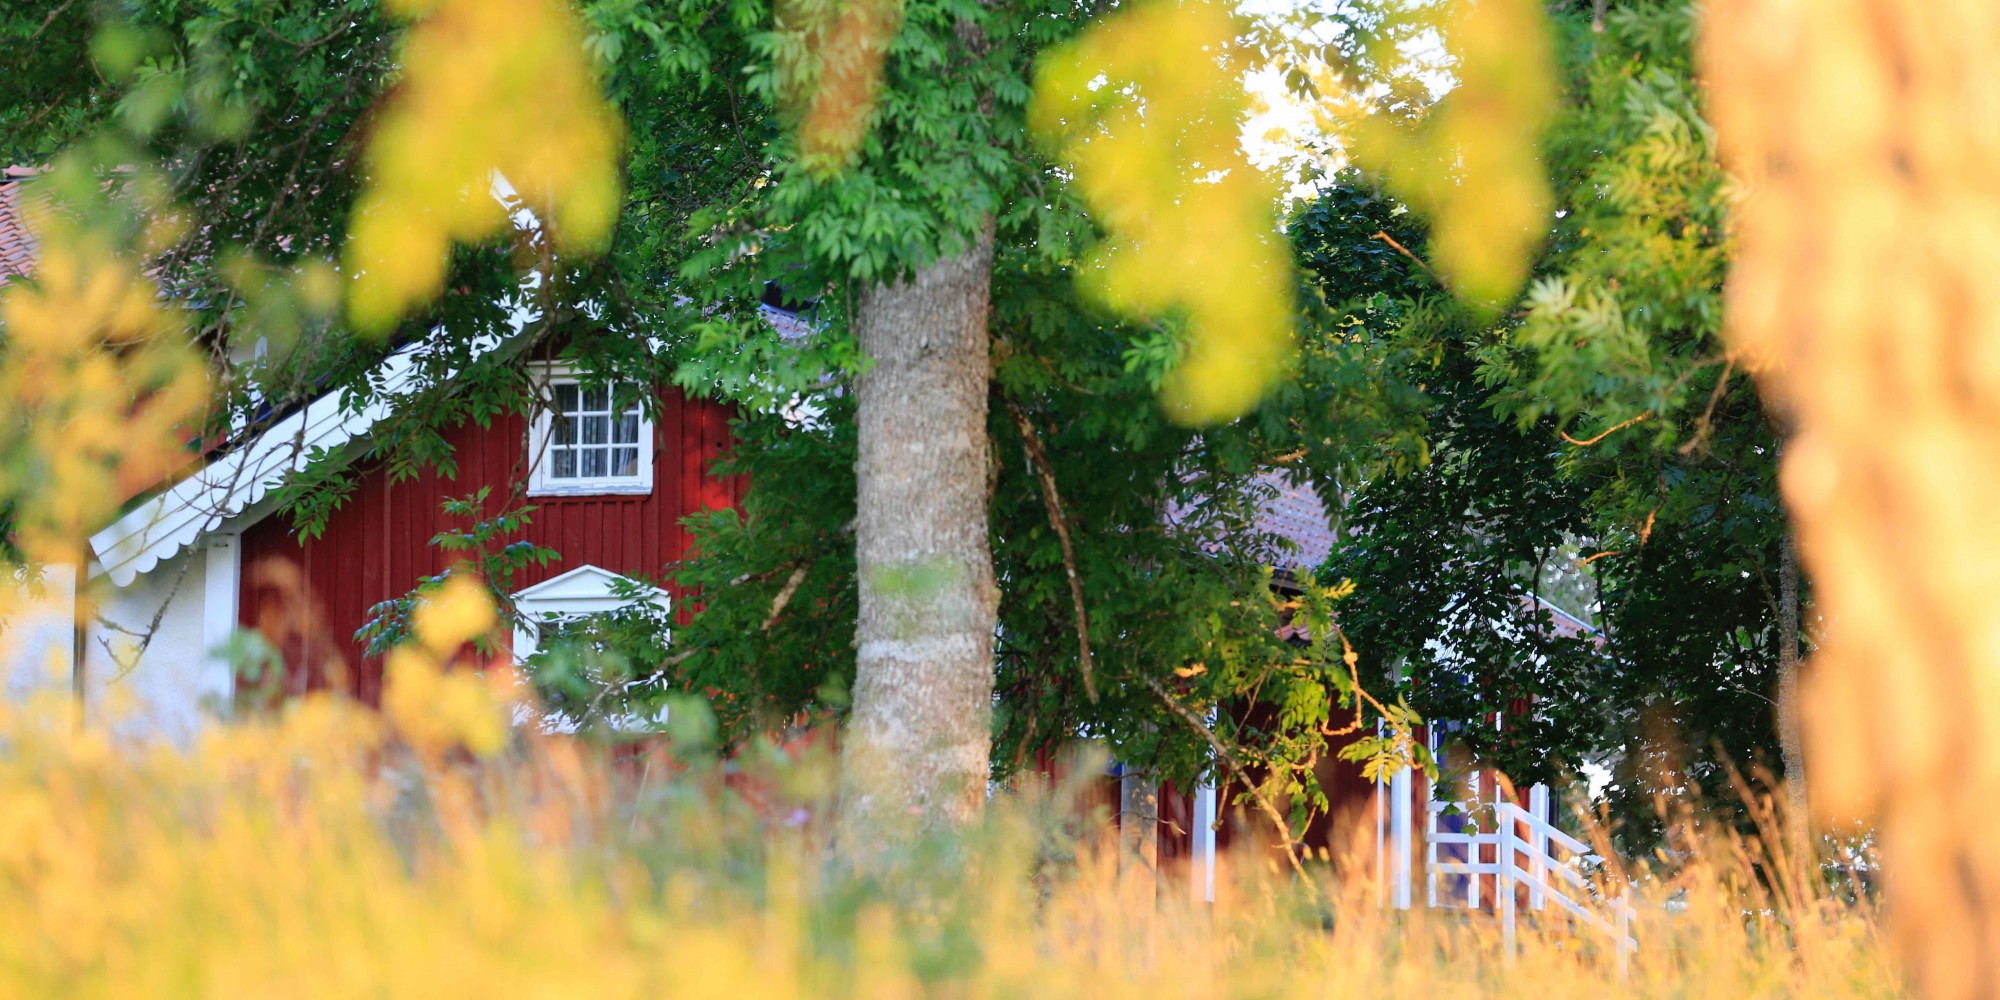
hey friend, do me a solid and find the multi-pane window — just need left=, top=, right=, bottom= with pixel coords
left=529, top=371, right=653, bottom=495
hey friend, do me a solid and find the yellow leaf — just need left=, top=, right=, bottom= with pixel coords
left=1343, top=0, right=1555, bottom=309
left=345, top=0, right=622, bottom=334
left=1031, top=0, right=1295, bottom=425
left=412, top=573, right=499, bottom=656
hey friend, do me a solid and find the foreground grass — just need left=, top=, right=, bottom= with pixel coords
left=0, top=682, right=1903, bottom=999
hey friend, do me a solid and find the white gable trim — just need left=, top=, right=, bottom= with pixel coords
left=88, top=344, right=429, bottom=587
left=80, top=180, right=578, bottom=589
left=86, top=317, right=539, bottom=588
left=510, top=564, right=671, bottom=662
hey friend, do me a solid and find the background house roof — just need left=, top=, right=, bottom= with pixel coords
left=1252, top=472, right=1335, bottom=573
left=1165, top=469, right=1338, bottom=579
left=0, top=170, right=39, bottom=285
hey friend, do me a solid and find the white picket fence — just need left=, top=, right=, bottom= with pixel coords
left=1378, top=768, right=1637, bottom=972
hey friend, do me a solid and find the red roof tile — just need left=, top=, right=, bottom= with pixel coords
left=1164, top=469, right=1338, bottom=575
left=1251, top=471, right=1335, bottom=573
left=0, top=177, right=38, bottom=286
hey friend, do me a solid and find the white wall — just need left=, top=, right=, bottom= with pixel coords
left=2, top=563, right=82, bottom=706
left=1, top=546, right=232, bottom=747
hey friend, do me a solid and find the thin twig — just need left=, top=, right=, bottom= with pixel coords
left=29, top=0, right=80, bottom=43
left=1371, top=230, right=1445, bottom=287
left=1562, top=411, right=1653, bottom=447
left=1004, top=396, right=1097, bottom=703
left=100, top=552, right=197, bottom=683
left=1325, top=630, right=1395, bottom=735
left=760, top=566, right=807, bottom=632
left=1677, top=358, right=1737, bottom=456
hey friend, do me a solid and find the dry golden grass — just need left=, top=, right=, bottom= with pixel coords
left=0, top=671, right=1902, bottom=998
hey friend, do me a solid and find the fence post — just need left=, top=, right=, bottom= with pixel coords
left=1375, top=767, right=1385, bottom=910
left=1467, top=771, right=1482, bottom=909
left=1391, top=766, right=1412, bottom=910
left=1194, top=780, right=1216, bottom=904
left=1499, top=803, right=1517, bottom=962
left=1616, top=893, right=1633, bottom=981
left=1528, top=784, right=1549, bottom=911
left=1423, top=784, right=1439, bottom=909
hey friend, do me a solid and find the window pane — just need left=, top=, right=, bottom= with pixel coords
left=541, top=378, right=653, bottom=486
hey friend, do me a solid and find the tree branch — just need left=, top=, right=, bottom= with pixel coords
left=760, top=565, right=808, bottom=632
left=1143, top=675, right=1322, bottom=901
left=1371, top=229, right=1444, bottom=287
left=1004, top=396, right=1097, bottom=703
left=1562, top=411, right=1653, bottom=447
left=1677, top=358, right=1738, bottom=457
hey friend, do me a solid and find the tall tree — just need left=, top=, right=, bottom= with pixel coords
left=1704, top=0, right=2000, bottom=989
left=843, top=226, right=1001, bottom=835
left=592, top=0, right=1053, bottom=842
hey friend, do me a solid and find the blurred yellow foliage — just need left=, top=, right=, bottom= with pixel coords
left=0, top=178, right=209, bottom=576
left=1704, top=1, right=2000, bottom=994
left=1342, top=0, right=1555, bottom=308
left=385, top=574, right=514, bottom=758
left=383, top=649, right=515, bottom=758
left=345, top=0, right=622, bottom=334
left=778, top=0, right=904, bottom=171
left=1031, top=0, right=1295, bottom=425
left=413, top=571, right=501, bottom=655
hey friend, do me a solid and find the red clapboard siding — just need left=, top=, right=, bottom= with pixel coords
left=237, top=386, right=741, bottom=702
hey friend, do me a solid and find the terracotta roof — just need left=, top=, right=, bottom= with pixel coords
left=1252, top=471, right=1335, bottom=573
left=1164, top=469, right=1338, bottom=576
left=0, top=174, right=38, bottom=286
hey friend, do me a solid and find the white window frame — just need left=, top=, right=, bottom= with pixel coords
left=510, top=564, right=672, bottom=663
left=527, top=363, right=655, bottom=497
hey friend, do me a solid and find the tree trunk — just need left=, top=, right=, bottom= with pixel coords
left=1706, top=4, right=2000, bottom=990
left=1120, top=768, right=1160, bottom=875
left=837, top=222, right=1000, bottom=850
left=1775, top=528, right=1808, bottom=856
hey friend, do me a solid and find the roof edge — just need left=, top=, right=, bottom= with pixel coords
left=87, top=343, right=432, bottom=585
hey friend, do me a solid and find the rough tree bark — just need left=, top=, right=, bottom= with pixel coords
left=836, top=222, right=1000, bottom=849
left=1706, top=3, right=2000, bottom=993
left=1774, top=529, right=1808, bottom=853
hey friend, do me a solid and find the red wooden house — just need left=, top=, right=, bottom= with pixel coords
left=233, top=368, right=744, bottom=703
left=70, top=332, right=754, bottom=724
left=0, top=166, right=755, bottom=733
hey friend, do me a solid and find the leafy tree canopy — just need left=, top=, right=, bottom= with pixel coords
left=1300, top=1, right=1796, bottom=848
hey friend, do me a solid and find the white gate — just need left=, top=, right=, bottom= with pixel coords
left=1377, top=767, right=1637, bottom=971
